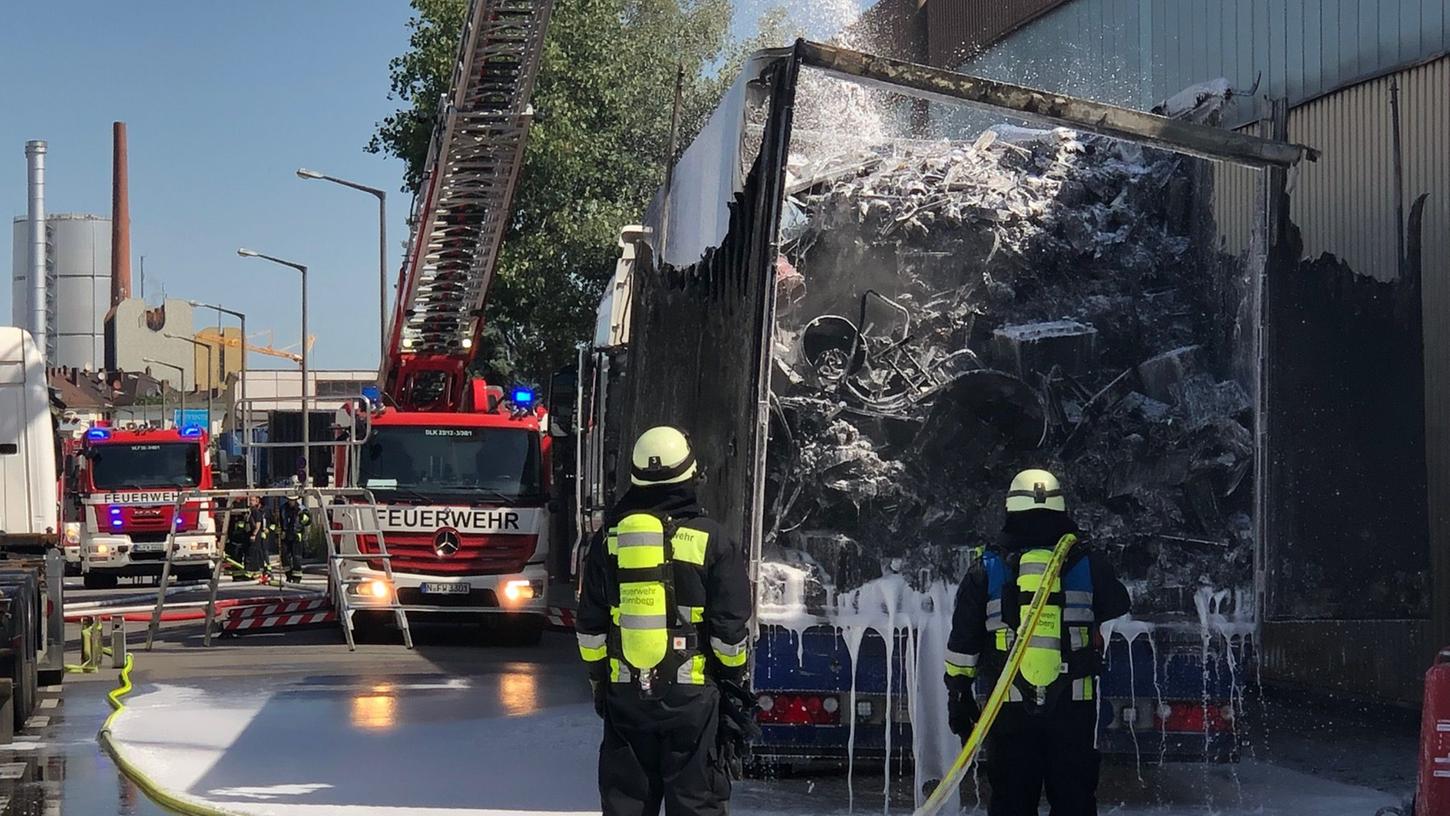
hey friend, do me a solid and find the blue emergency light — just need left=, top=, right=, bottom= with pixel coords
left=180, top=425, right=204, bottom=438
left=85, top=427, right=111, bottom=441
left=511, top=387, right=536, bottom=408
left=109, top=505, right=123, bottom=528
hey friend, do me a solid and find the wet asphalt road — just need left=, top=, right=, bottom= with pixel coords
left=48, top=574, right=580, bottom=816
left=24, top=575, right=1416, bottom=815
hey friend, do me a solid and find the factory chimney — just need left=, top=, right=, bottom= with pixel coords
left=24, top=140, right=47, bottom=351
left=111, top=122, right=131, bottom=306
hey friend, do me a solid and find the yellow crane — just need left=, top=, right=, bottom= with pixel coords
left=195, top=330, right=315, bottom=364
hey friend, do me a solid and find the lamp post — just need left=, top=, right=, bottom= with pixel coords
left=186, top=300, right=248, bottom=482
left=296, top=168, right=387, bottom=367
left=237, top=249, right=310, bottom=484
left=164, top=334, right=214, bottom=434
left=143, top=358, right=186, bottom=427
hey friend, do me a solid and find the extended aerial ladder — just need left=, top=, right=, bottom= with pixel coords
left=383, top=0, right=555, bottom=411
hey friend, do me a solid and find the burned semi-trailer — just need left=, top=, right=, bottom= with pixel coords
left=560, top=41, right=1313, bottom=798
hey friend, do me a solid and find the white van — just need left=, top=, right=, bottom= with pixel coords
left=0, top=328, right=56, bottom=541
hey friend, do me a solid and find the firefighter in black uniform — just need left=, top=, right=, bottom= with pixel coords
left=576, top=426, right=752, bottom=816
left=244, top=495, right=267, bottom=573
left=224, top=497, right=252, bottom=565
left=945, top=469, right=1131, bottom=816
left=280, top=495, right=311, bottom=583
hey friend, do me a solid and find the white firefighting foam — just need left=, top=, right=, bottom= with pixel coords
left=758, top=573, right=959, bottom=812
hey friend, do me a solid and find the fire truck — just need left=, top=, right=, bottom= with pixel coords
left=330, top=0, right=559, bottom=644
left=69, top=424, right=218, bottom=590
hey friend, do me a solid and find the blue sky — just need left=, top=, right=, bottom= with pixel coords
left=1, top=2, right=863, bottom=371
left=2, top=3, right=419, bottom=370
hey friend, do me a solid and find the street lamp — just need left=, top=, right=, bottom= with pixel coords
left=237, top=248, right=311, bottom=485
left=143, top=358, right=186, bottom=426
left=296, top=168, right=387, bottom=368
left=164, top=334, right=214, bottom=434
left=186, top=300, right=248, bottom=481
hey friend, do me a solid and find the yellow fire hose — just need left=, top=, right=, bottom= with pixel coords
left=98, top=652, right=243, bottom=816
left=64, top=618, right=113, bottom=674
left=915, top=533, right=1079, bottom=816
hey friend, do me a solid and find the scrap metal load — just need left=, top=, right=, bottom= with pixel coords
left=766, top=126, right=1254, bottom=616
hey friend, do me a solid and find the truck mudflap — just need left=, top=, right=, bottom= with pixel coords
left=751, top=622, right=1251, bottom=766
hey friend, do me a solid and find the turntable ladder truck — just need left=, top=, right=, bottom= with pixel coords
left=332, top=0, right=562, bottom=644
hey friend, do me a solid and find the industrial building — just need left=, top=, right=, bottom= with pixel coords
left=9, top=213, right=111, bottom=370
left=854, top=0, right=1448, bottom=705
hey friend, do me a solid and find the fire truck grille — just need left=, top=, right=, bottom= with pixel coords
left=356, top=534, right=536, bottom=576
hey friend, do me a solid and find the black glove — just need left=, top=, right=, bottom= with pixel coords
left=589, top=678, right=607, bottom=719
left=716, top=679, right=762, bottom=780
left=946, top=675, right=980, bottom=737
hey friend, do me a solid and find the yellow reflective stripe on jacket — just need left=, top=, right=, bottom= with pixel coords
left=609, top=658, right=632, bottom=683
left=578, top=632, right=607, bottom=663
left=676, top=654, right=706, bottom=684
left=710, top=635, right=748, bottom=668
left=945, top=648, right=978, bottom=678
left=672, top=527, right=709, bottom=565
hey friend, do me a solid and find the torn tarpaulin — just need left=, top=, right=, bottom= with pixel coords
left=764, top=126, right=1256, bottom=616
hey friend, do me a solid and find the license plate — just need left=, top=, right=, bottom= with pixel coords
left=132, top=541, right=165, bottom=553
left=420, top=582, right=470, bottom=595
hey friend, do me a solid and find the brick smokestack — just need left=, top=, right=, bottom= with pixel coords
left=111, top=121, right=131, bottom=307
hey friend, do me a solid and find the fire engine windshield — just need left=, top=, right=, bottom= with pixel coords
left=358, top=426, right=542, bottom=501
left=88, top=443, right=202, bottom=489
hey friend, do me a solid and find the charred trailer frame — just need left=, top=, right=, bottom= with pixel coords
left=594, top=40, right=1314, bottom=770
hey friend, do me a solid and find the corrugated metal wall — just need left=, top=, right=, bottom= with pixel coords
left=955, top=0, right=1450, bottom=126
left=1211, top=121, right=1271, bottom=254
left=926, top=0, right=1071, bottom=66
left=1289, top=59, right=1449, bottom=283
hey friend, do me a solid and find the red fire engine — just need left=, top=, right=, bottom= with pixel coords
left=330, top=0, right=559, bottom=644
left=67, top=424, right=217, bottom=589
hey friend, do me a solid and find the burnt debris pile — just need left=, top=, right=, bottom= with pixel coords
left=765, top=127, right=1254, bottom=615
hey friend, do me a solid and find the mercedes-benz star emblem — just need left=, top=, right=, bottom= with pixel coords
left=433, top=529, right=461, bottom=558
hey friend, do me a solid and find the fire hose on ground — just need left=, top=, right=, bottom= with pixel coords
left=97, top=651, right=244, bottom=816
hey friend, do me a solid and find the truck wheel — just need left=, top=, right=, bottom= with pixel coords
left=82, top=573, right=119, bottom=590
left=8, top=630, right=33, bottom=731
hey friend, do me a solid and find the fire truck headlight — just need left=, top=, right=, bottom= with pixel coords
left=502, top=579, right=536, bottom=603
left=63, top=523, right=80, bottom=546
left=94, top=543, right=110, bottom=556
left=356, top=578, right=392, bottom=601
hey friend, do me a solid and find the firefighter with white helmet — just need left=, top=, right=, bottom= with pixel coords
left=576, top=425, right=751, bottom=816
left=945, top=468, right=1130, bottom=816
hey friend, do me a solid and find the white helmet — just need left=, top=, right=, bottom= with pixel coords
left=631, top=426, right=697, bottom=486
left=1005, top=468, right=1066, bottom=513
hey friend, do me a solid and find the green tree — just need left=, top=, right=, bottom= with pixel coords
left=370, top=0, right=735, bottom=381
